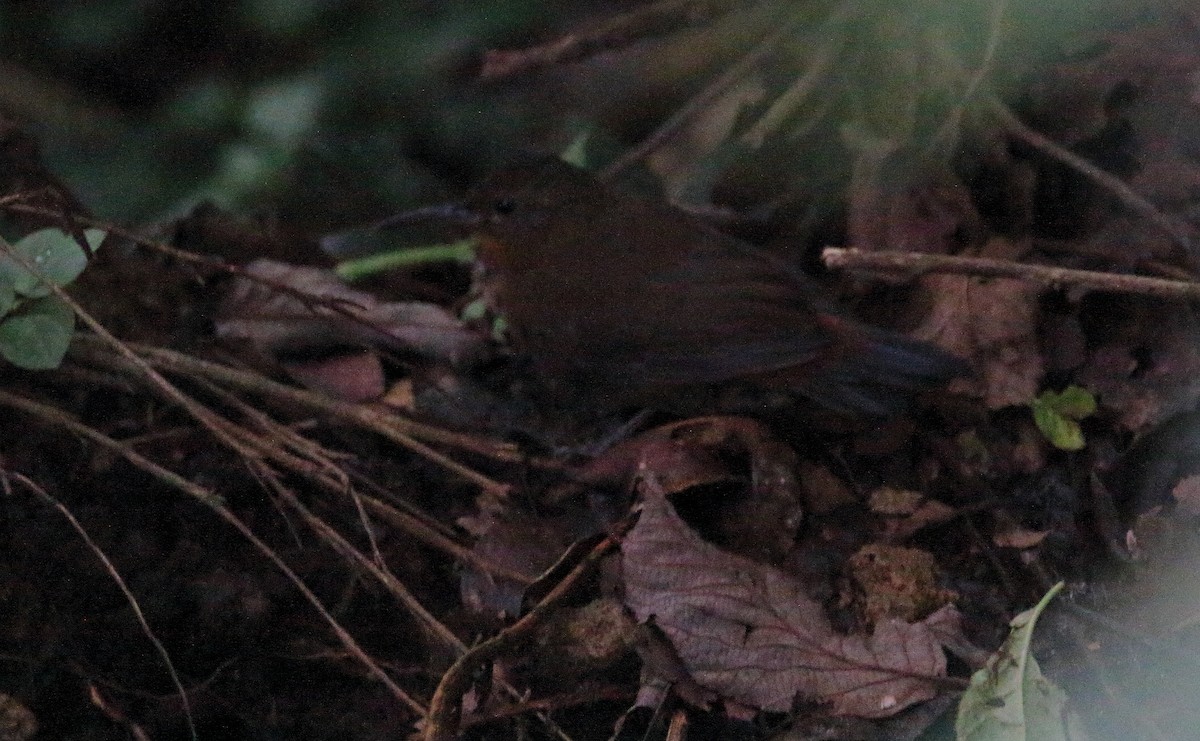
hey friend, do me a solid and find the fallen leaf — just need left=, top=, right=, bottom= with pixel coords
left=283, top=350, right=385, bottom=402
left=458, top=509, right=589, bottom=619
left=621, top=477, right=956, bottom=718
left=1076, top=305, right=1200, bottom=431
left=216, top=259, right=487, bottom=365
left=554, top=416, right=806, bottom=563
left=916, top=247, right=1043, bottom=409
left=992, top=526, right=1050, bottom=550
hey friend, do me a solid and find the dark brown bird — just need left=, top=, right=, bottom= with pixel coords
left=423, top=158, right=964, bottom=415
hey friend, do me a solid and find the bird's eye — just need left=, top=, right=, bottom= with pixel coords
left=493, top=198, right=516, bottom=216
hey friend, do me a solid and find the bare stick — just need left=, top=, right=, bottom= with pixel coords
left=0, top=390, right=427, bottom=717
left=12, top=473, right=198, bottom=741
left=987, top=98, right=1193, bottom=252
left=822, top=247, right=1200, bottom=300
left=480, top=0, right=735, bottom=80
left=600, top=5, right=809, bottom=180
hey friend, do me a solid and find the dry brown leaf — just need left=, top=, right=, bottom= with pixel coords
left=621, top=479, right=955, bottom=718
left=555, top=416, right=805, bottom=562
left=458, top=510, right=587, bottom=619
left=991, top=525, right=1049, bottom=550
left=867, top=487, right=957, bottom=542
left=216, top=259, right=486, bottom=365
left=1077, top=307, right=1200, bottom=431
left=282, top=350, right=385, bottom=402
left=915, top=260, right=1043, bottom=408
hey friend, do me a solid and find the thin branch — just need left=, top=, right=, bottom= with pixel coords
left=10, top=473, right=198, bottom=741
left=480, top=0, right=738, bottom=80
left=68, top=335, right=521, bottom=495
left=423, top=527, right=627, bottom=741
left=822, top=247, right=1200, bottom=300
left=987, top=98, right=1193, bottom=253
left=0, top=390, right=426, bottom=717
left=601, top=3, right=812, bottom=180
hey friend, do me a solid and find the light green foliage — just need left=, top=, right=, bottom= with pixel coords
left=0, top=229, right=104, bottom=370
left=956, top=583, right=1088, bottom=741
left=1031, top=386, right=1097, bottom=451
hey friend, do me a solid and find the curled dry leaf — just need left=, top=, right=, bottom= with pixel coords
left=621, top=478, right=959, bottom=718
left=1170, top=474, right=1200, bottom=519
left=216, top=259, right=487, bottom=365
left=282, top=349, right=385, bottom=402
left=867, top=486, right=957, bottom=542
left=554, top=416, right=805, bottom=563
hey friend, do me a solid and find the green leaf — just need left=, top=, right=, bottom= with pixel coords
left=1032, top=403, right=1084, bottom=451
left=0, top=228, right=103, bottom=298
left=1045, top=386, right=1097, bottom=419
left=0, top=296, right=76, bottom=369
left=956, top=583, right=1088, bottom=741
left=0, top=275, right=15, bottom=317
left=1031, top=386, right=1096, bottom=451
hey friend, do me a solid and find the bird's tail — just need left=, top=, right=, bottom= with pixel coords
left=800, top=324, right=969, bottom=416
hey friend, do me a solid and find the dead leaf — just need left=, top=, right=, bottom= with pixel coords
left=1076, top=304, right=1200, bottom=431
left=915, top=243, right=1043, bottom=408
left=621, top=477, right=956, bottom=718
left=282, top=350, right=385, bottom=402
left=867, top=487, right=957, bottom=542
left=458, top=509, right=589, bottom=619
left=216, top=259, right=486, bottom=365
left=800, top=462, right=855, bottom=515
left=991, top=526, right=1049, bottom=550
left=554, top=416, right=805, bottom=563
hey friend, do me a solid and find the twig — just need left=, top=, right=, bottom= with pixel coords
left=986, top=98, right=1193, bottom=253
left=0, top=390, right=427, bottom=717
left=68, top=335, right=520, bottom=495
left=822, top=247, right=1200, bottom=300
left=9, top=473, right=198, bottom=741
left=422, top=527, right=627, bottom=741
left=600, top=3, right=811, bottom=180
left=480, top=0, right=737, bottom=80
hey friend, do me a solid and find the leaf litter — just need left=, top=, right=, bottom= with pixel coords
left=622, top=475, right=963, bottom=719
left=12, top=2, right=1200, bottom=740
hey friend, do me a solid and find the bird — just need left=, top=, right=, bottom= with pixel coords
left=405, top=157, right=965, bottom=416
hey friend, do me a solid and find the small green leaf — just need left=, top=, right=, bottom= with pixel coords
left=1032, top=403, right=1085, bottom=451
left=0, top=228, right=102, bottom=297
left=1046, top=386, right=1096, bottom=419
left=0, top=296, right=76, bottom=369
left=1031, top=386, right=1096, bottom=451
left=459, top=297, right=488, bottom=322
